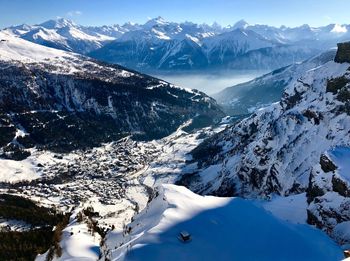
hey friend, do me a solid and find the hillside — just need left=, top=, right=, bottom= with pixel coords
left=179, top=42, right=350, bottom=245
left=213, top=49, right=336, bottom=115
left=0, top=31, right=223, bottom=160
left=104, top=184, right=343, bottom=260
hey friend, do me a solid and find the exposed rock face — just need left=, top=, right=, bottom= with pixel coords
left=307, top=160, right=350, bottom=244
left=319, top=154, right=337, bottom=173
left=335, top=42, right=350, bottom=64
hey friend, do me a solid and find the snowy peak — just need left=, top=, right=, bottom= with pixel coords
left=38, top=18, right=76, bottom=29
left=202, top=28, right=277, bottom=65
left=4, top=23, right=33, bottom=35
left=4, top=18, right=119, bottom=54
left=121, top=21, right=141, bottom=31
left=144, top=16, right=169, bottom=28
left=232, top=19, right=249, bottom=30
left=331, top=24, right=348, bottom=34
left=210, top=21, right=222, bottom=31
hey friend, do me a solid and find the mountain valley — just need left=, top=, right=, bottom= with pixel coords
left=1, top=12, right=350, bottom=261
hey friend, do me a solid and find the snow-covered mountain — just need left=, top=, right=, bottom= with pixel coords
left=202, top=28, right=276, bottom=65
left=213, top=49, right=337, bottom=115
left=90, top=19, right=319, bottom=71
left=5, top=17, right=350, bottom=71
left=88, top=17, right=222, bottom=70
left=245, top=23, right=350, bottom=47
left=90, top=18, right=350, bottom=71
left=0, top=31, right=223, bottom=159
left=3, top=18, right=126, bottom=54
left=179, top=42, right=350, bottom=244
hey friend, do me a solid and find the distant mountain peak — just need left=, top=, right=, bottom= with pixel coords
left=298, top=24, right=311, bottom=29
left=38, top=18, right=76, bottom=29
left=153, top=16, right=166, bottom=22
left=211, top=21, right=222, bottom=30
left=331, top=24, right=348, bottom=34
left=123, top=21, right=137, bottom=26
left=232, top=19, right=249, bottom=29
left=144, top=16, right=168, bottom=28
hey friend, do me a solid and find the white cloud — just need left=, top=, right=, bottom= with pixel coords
left=67, top=10, right=82, bottom=17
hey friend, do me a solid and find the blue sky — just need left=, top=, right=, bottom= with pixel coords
left=1, top=0, right=349, bottom=28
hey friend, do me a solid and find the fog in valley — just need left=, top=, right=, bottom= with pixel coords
left=152, top=70, right=269, bottom=96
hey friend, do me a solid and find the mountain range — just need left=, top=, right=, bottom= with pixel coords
left=3, top=17, right=350, bottom=71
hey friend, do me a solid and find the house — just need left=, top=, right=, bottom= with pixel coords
left=179, top=231, right=191, bottom=242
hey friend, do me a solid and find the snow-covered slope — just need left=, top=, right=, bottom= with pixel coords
left=0, top=31, right=81, bottom=66
left=186, top=56, right=350, bottom=197
left=104, top=184, right=342, bottom=261
left=224, top=45, right=320, bottom=70
left=180, top=43, right=350, bottom=244
left=213, top=49, right=336, bottom=115
left=328, top=147, right=350, bottom=182
left=0, top=31, right=223, bottom=159
left=3, top=18, right=124, bottom=54
left=202, top=28, right=277, bottom=65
